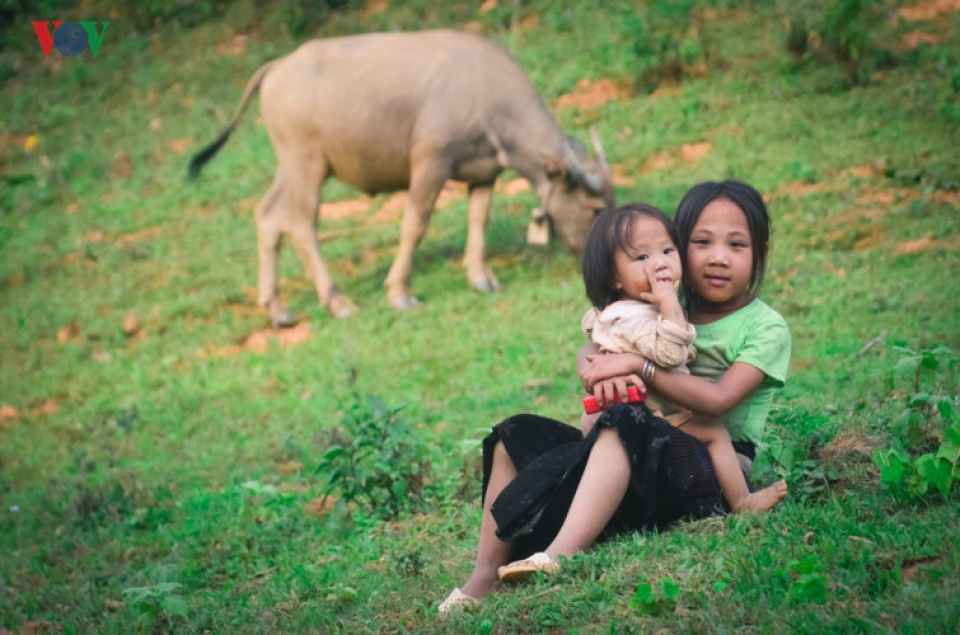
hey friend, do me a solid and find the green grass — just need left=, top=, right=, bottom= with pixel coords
left=2, top=0, right=959, bottom=632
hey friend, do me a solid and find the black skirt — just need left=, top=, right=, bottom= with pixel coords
left=482, top=403, right=732, bottom=559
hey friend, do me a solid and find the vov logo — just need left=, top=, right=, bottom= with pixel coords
left=31, top=21, right=110, bottom=57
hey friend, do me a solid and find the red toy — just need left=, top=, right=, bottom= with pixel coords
left=582, top=385, right=645, bottom=414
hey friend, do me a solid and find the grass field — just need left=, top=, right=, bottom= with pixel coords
left=2, top=0, right=959, bottom=632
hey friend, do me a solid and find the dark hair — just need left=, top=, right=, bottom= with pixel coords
left=674, top=180, right=770, bottom=309
left=582, top=203, right=679, bottom=309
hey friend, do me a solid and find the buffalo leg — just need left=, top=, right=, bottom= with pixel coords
left=280, top=156, right=357, bottom=319
left=384, top=163, right=446, bottom=309
left=463, top=184, right=500, bottom=292
left=255, top=172, right=296, bottom=327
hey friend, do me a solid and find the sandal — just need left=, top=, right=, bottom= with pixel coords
left=497, top=552, right=560, bottom=583
left=438, top=588, right=481, bottom=614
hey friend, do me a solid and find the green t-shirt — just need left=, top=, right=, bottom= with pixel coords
left=688, top=298, right=791, bottom=446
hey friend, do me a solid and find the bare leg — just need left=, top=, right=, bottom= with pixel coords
left=460, top=442, right=517, bottom=599
left=542, top=428, right=630, bottom=558
left=683, top=420, right=787, bottom=513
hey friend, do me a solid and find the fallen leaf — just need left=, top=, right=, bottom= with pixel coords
left=518, top=14, right=539, bottom=28
left=57, top=321, right=80, bottom=343
left=901, top=555, right=940, bottom=584
left=40, top=399, right=58, bottom=415
left=104, top=598, right=126, bottom=610
left=0, top=405, right=19, bottom=421
left=362, top=0, right=389, bottom=17
left=111, top=151, right=133, bottom=179
left=217, top=34, right=248, bottom=56
left=304, top=496, right=338, bottom=517
left=122, top=314, right=140, bottom=335
left=24, top=134, right=39, bottom=153
left=169, top=137, right=194, bottom=154
left=276, top=461, right=304, bottom=475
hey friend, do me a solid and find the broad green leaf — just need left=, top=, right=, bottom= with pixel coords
left=894, top=355, right=920, bottom=374
left=916, top=455, right=953, bottom=496
left=935, top=398, right=956, bottom=425
left=661, top=578, right=680, bottom=601
left=162, top=595, right=190, bottom=617
left=875, top=449, right=906, bottom=485
left=323, top=445, right=346, bottom=460
left=937, top=428, right=960, bottom=463
left=908, top=392, right=932, bottom=407
left=920, top=350, right=940, bottom=370
left=632, top=582, right=656, bottom=605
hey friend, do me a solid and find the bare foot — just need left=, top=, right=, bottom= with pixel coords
left=733, top=479, right=788, bottom=513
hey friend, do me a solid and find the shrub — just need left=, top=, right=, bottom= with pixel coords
left=315, top=392, right=433, bottom=519
left=874, top=346, right=960, bottom=500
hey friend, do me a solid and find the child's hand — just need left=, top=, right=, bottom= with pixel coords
left=638, top=264, right=680, bottom=307
left=589, top=378, right=644, bottom=411
left=638, top=264, right=684, bottom=324
left=580, top=352, right=646, bottom=394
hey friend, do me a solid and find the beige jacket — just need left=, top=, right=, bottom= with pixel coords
left=582, top=301, right=696, bottom=424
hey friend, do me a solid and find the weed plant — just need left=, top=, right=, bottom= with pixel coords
left=1, top=0, right=959, bottom=632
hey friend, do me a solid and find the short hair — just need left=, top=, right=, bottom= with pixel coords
left=582, top=203, right=679, bottom=309
left=674, top=180, right=770, bottom=308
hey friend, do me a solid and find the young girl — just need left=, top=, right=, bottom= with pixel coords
left=439, top=180, right=791, bottom=613
left=578, top=203, right=787, bottom=515
left=578, top=203, right=697, bottom=435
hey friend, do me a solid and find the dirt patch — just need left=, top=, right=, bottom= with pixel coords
left=774, top=181, right=837, bottom=197
left=217, top=34, right=248, bottom=56
left=821, top=430, right=880, bottom=462
left=205, top=321, right=312, bottom=357
left=902, top=29, right=947, bottom=47
left=639, top=141, right=714, bottom=173
left=115, top=226, right=162, bottom=246
left=321, top=182, right=468, bottom=224
left=556, top=78, right=629, bottom=111
left=496, top=177, right=530, bottom=195
left=323, top=196, right=374, bottom=221
left=896, top=233, right=960, bottom=254
left=169, top=137, right=194, bottom=154
left=897, top=0, right=960, bottom=21
left=0, top=405, right=19, bottom=424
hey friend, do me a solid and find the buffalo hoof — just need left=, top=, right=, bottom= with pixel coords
left=329, top=294, right=358, bottom=318
left=471, top=276, right=501, bottom=293
left=390, top=295, right=421, bottom=310
left=271, top=310, right=298, bottom=329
